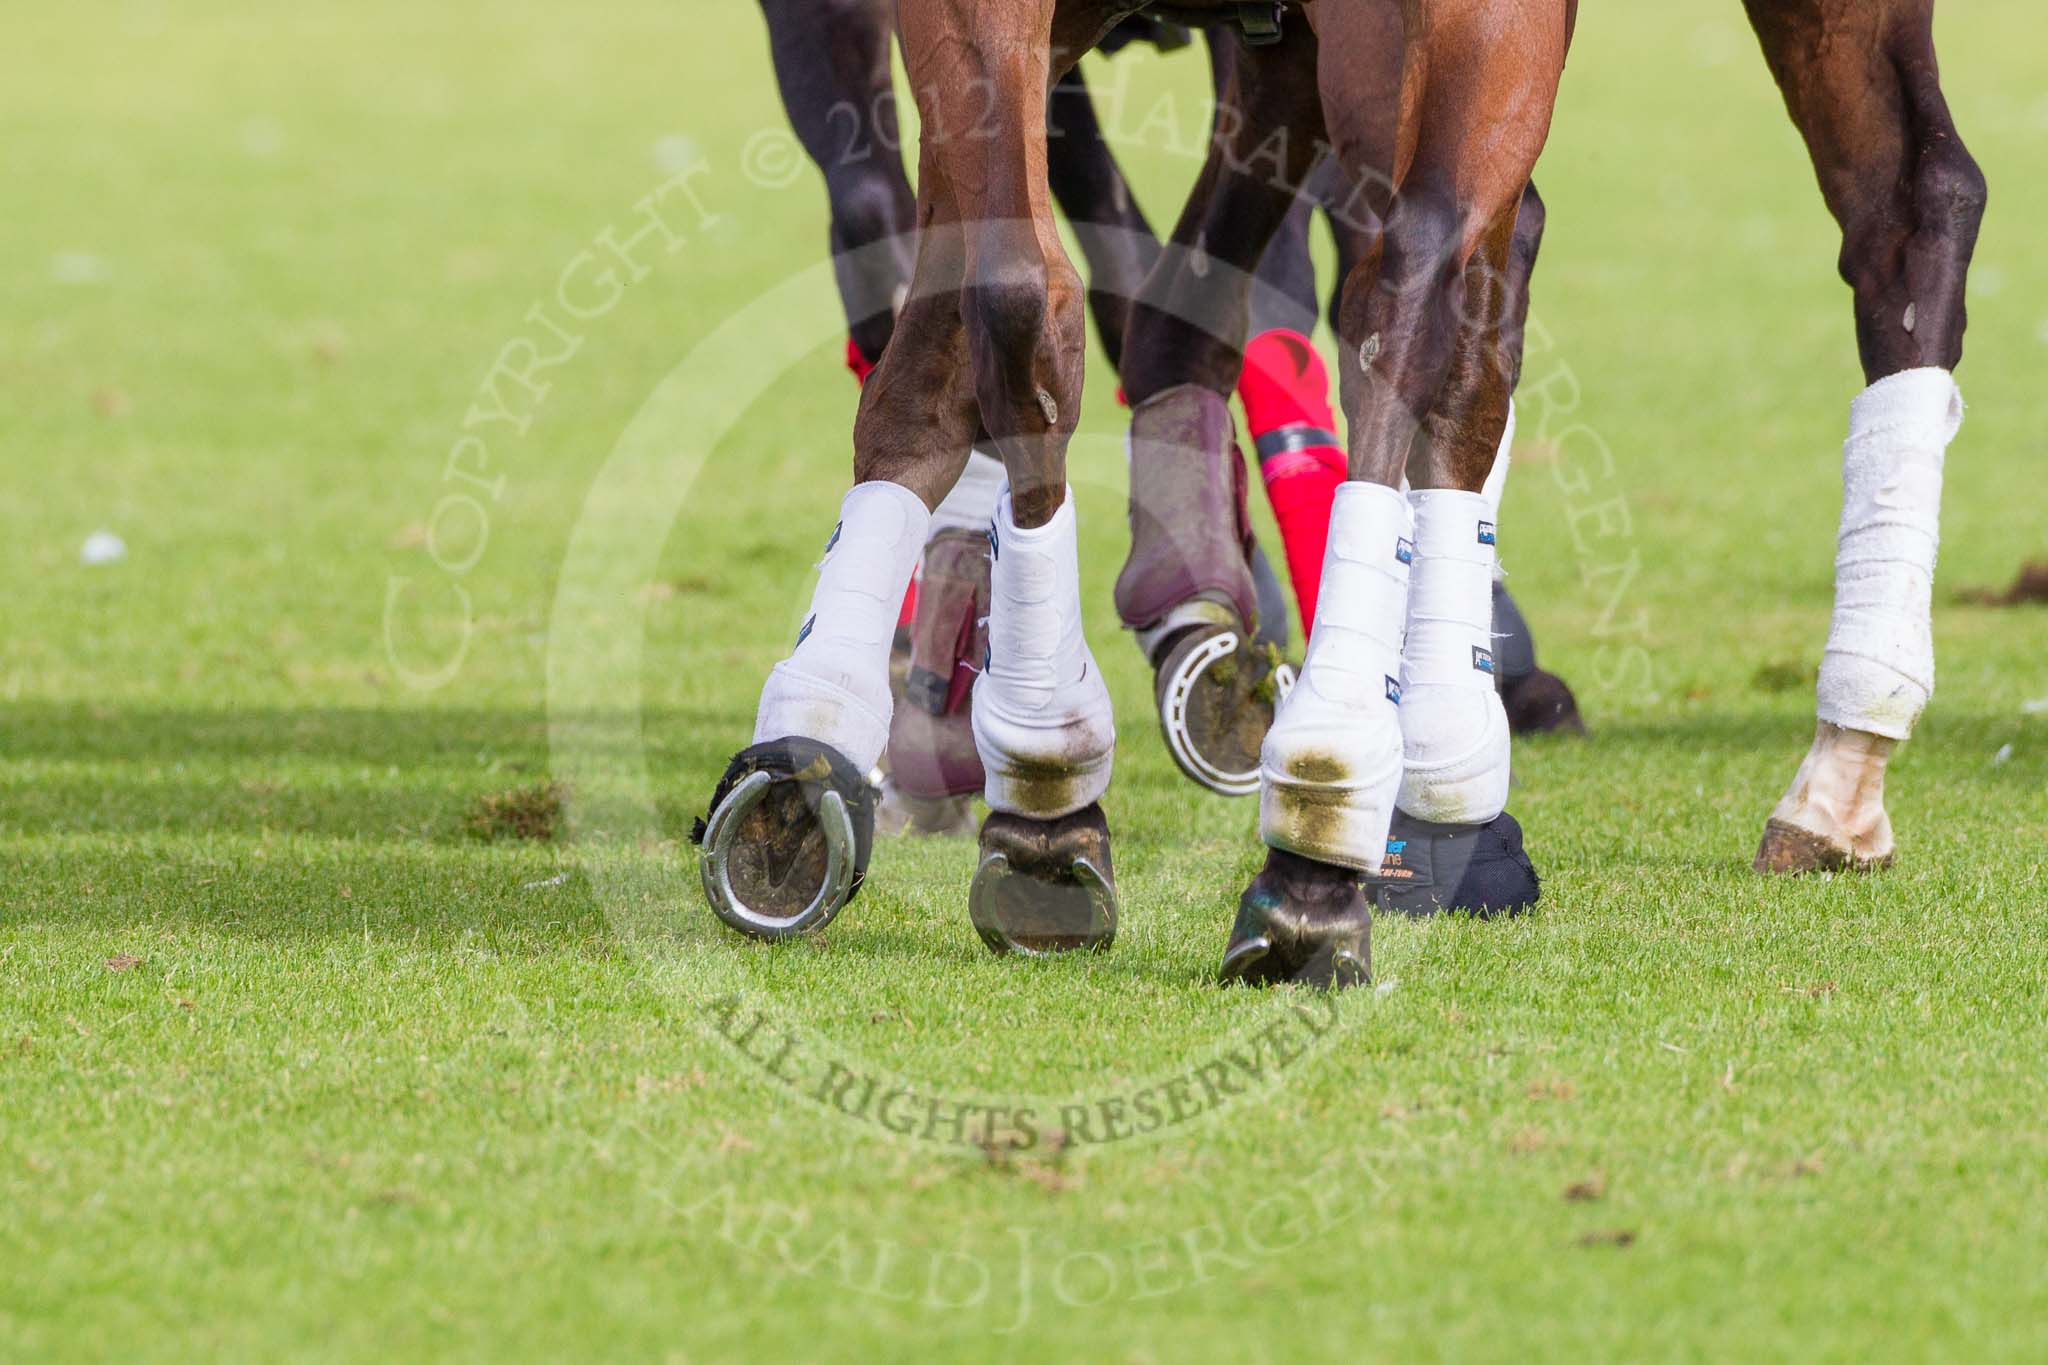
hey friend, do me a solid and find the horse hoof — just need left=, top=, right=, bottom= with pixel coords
left=693, top=738, right=877, bottom=940
left=1753, top=818, right=1895, bottom=876
left=1218, top=848, right=1370, bottom=990
left=968, top=804, right=1118, bottom=955
left=1502, top=667, right=1586, bottom=736
left=1155, top=625, right=1294, bottom=797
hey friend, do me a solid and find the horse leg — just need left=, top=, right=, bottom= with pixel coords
left=1046, top=62, right=1162, bottom=375
left=757, top=0, right=917, bottom=373
left=1360, top=202, right=1550, bottom=918
left=1745, top=0, right=1984, bottom=873
left=895, top=0, right=1123, bottom=955
left=696, top=170, right=982, bottom=940
left=885, top=50, right=1172, bottom=840
left=1474, top=182, right=1585, bottom=735
left=1225, top=0, right=1569, bottom=986
left=1115, top=24, right=1328, bottom=798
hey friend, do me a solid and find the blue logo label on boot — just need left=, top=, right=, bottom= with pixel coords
left=1472, top=645, right=1495, bottom=675
left=795, top=615, right=816, bottom=649
left=1395, top=537, right=1414, bottom=565
left=1477, top=521, right=1496, bottom=546
left=1385, top=676, right=1402, bottom=704
left=824, top=522, right=842, bottom=554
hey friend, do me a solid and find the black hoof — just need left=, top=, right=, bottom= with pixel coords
left=1155, top=625, right=1294, bottom=797
left=968, top=804, right=1118, bottom=956
left=1370, top=810, right=1540, bottom=918
left=692, top=738, right=877, bottom=941
left=1502, top=668, right=1586, bottom=736
left=1219, top=848, right=1370, bottom=990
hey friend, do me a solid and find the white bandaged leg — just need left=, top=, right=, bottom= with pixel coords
left=1260, top=482, right=1410, bottom=872
left=754, top=480, right=930, bottom=773
left=972, top=488, right=1115, bottom=817
left=1396, top=486, right=1512, bottom=824
left=1764, top=368, right=1962, bottom=866
left=1816, top=368, right=1960, bottom=738
left=929, top=447, right=1007, bottom=536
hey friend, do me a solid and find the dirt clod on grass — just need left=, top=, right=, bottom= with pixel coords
left=463, top=782, right=566, bottom=843
left=1752, top=660, right=1815, bottom=694
left=104, top=953, right=143, bottom=972
left=1957, top=560, right=2048, bottom=607
left=978, top=1126, right=1075, bottom=1192
left=1579, top=1228, right=1636, bottom=1249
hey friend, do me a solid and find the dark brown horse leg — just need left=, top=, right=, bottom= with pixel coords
left=1046, top=62, right=1162, bottom=374
left=896, top=0, right=1122, bottom=955
left=1114, top=25, right=1327, bottom=798
left=1745, top=0, right=1985, bottom=873
left=757, top=0, right=916, bottom=369
left=696, top=128, right=983, bottom=941
left=1121, top=28, right=1327, bottom=406
left=1476, top=181, right=1585, bottom=736
left=1226, top=0, right=1569, bottom=985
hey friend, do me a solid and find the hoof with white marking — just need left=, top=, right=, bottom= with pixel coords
left=1753, top=722, right=1897, bottom=875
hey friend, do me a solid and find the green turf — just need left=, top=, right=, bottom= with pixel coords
left=5, top=2, right=2047, bottom=1361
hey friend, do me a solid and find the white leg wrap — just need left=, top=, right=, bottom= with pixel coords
left=754, top=481, right=930, bottom=774
left=1260, top=482, right=1411, bottom=872
left=972, top=489, right=1115, bottom=818
left=1817, top=368, right=1961, bottom=740
left=1395, top=488, right=1512, bottom=824
left=929, top=447, right=1007, bottom=536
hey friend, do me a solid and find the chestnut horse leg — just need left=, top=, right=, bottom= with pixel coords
left=1223, top=0, right=1570, bottom=986
left=694, top=110, right=984, bottom=942
left=1115, top=24, right=1328, bottom=798
left=1745, top=0, right=1985, bottom=873
left=753, top=4, right=1174, bottom=840
left=896, top=0, right=1127, bottom=955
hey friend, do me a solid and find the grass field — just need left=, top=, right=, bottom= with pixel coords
left=6, top=3, right=2047, bottom=1360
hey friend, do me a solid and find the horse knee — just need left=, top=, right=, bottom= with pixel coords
left=1914, top=137, right=1987, bottom=257
left=965, top=260, right=1083, bottom=425
left=967, top=275, right=1051, bottom=370
left=1837, top=131, right=1985, bottom=299
left=1379, top=190, right=1467, bottom=296
left=1510, top=183, right=1547, bottom=269
left=829, top=171, right=913, bottom=255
